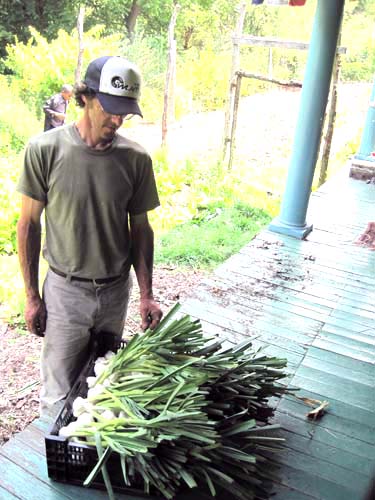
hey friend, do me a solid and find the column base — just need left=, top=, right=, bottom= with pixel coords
left=353, top=153, right=375, bottom=162
left=268, top=218, right=313, bottom=239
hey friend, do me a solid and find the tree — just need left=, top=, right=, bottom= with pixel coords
left=0, top=0, right=80, bottom=61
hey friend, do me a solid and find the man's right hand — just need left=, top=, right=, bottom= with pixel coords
left=25, top=296, right=47, bottom=337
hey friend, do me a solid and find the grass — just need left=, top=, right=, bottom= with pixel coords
left=155, top=201, right=271, bottom=269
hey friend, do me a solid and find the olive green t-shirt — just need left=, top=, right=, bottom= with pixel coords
left=17, top=124, right=160, bottom=279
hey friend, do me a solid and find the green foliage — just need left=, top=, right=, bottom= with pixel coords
left=150, top=148, right=279, bottom=237
left=177, top=49, right=232, bottom=112
left=155, top=201, right=271, bottom=268
left=0, top=75, right=42, bottom=153
left=4, top=26, right=167, bottom=123
left=0, top=76, right=40, bottom=259
left=0, top=0, right=80, bottom=61
left=0, top=255, right=25, bottom=325
left=0, top=76, right=40, bottom=257
left=176, top=0, right=233, bottom=51
left=5, top=26, right=125, bottom=119
left=0, top=153, right=21, bottom=256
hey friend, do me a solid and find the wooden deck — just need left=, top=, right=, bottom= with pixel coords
left=1, top=168, right=374, bottom=499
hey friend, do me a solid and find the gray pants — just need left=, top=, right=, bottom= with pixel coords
left=40, top=269, right=132, bottom=409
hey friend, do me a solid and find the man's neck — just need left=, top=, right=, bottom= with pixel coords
left=75, top=119, right=113, bottom=151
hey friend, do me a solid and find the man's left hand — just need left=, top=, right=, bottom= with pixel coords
left=139, top=298, right=163, bottom=331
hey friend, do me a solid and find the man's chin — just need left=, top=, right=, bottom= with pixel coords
left=102, top=129, right=116, bottom=142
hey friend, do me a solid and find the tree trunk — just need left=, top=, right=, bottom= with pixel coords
left=126, top=0, right=141, bottom=40
left=162, top=3, right=180, bottom=147
left=75, top=5, right=85, bottom=84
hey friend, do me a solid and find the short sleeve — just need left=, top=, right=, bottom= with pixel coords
left=127, top=154, right=160, bottom=215
left=17, top=143, right=48, bottom=202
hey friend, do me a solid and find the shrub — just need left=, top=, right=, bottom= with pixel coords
left=0, top=76, right=42, bottom=153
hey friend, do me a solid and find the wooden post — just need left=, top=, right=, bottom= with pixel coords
left=228, top=72, right=242, bottom=171
left=74, top=5, right=85, bottom=84
left=318, top=35, right=342, bottom=187
left=223, top=2, right=246, bottom=162
left=162, top=3, right=180, bottom=147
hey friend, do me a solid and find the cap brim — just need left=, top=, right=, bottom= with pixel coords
left=96, top=92, right=143, bottom=118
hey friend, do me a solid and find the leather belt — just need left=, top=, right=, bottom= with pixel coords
left=50, top=266, right=121, bottom=285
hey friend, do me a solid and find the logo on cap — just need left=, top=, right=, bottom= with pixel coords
left=111, top=76, right=140, bottom=94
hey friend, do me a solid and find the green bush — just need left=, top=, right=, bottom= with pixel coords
left=178, top=48, right=232, bottom=112
left=0, top=153, right=22, bottom=255
left=0, top=75, right=42, bottom=153
left=5, top=26, right=128, bottom=120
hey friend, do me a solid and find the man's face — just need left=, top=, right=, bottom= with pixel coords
left=86, top=96, right=124, bottom=144
left=63, top=91, right=73, bottom=102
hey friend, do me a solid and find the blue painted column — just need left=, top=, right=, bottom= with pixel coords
left=269, top=0, right=345, bottom=239
left=354, top=77, right=375, bottom=161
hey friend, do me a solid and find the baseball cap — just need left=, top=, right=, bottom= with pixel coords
left=84, top=56, right=143, bottom=117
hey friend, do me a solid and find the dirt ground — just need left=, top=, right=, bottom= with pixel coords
left=0, top=82, right=372, bottom=445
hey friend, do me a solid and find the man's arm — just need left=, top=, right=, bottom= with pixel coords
left=17, top=195, right=46, bottom=336
left=43, top=96, right=65, bottom=121
left=130, top=213, right=163, bottom=330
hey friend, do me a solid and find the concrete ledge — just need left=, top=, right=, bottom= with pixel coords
left=349, top=159, right=375, bottom=181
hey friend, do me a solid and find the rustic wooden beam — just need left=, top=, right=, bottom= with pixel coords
left=232, top=35, right=347, bottom=54
left=237, top=71, right=302, bottom=88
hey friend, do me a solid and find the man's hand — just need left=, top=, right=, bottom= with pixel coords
left=53, top=112, right=66, bottom=120
left=25, top=295, right=47, bottom=336
left=140, top=298, right=163, bottom=331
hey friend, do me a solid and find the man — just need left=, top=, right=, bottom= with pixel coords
left=43, top=83, right=73, bottom=131
left=17, top=56, right=163, bottom=410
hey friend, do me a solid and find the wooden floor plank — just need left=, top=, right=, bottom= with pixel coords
left=270, top=447, right=369, bottom=493
left=306, top=346, right=375, bottom=377
left=214, top=264, right=373, bottom=312
left=0, top=454, right=70, bottom=500
left=240, top=236, right=375, bottom=281
left=203, top=267, right=374, bottom=332
left=220, top=255, right=374, bottom=297
left=0, top=486, right=21, bottom=500
left=311, top=338, right=374, bottom=364
left=12, top=423, right=48, bottom=454
left=275, top=410, right=375, bottom=462
left=258, top=230, right=375, bottom=269
left=267, top=460, right=358, bottom=500
left=0, top=438, right=113, bottom=500
left=320, top=324, right=375, bottom=347
left=278, top=395, right=375, bottom=443
left=291, top=373, right=374, bottom=412
left=270, top=482, right=316, bottom=500
left=281, top=388, right=375, bottom=431
left=295, top=364, right=374, bottom=401
left=279, top=429, right=373, bottom=477
left=316, top=329, right=375, bottom=356
left=301, top=355, right=374, bottom=387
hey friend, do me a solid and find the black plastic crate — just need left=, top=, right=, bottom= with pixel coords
left=44, top=331, right=157, bottom=498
